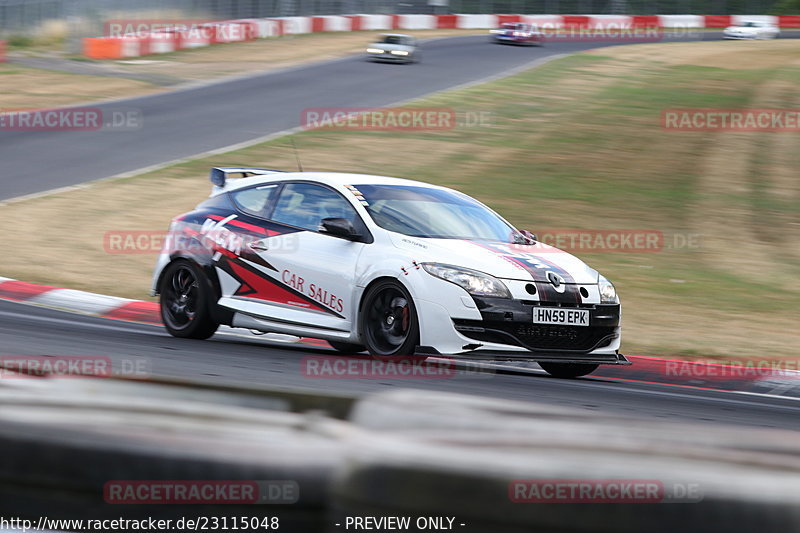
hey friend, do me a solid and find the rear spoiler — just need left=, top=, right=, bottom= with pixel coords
left=209, top=167, right=286, bottom=188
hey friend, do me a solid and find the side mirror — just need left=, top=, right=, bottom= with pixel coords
left=513, top=229, right=537, bottom=244
left=320, top=218, right=361, bottom=241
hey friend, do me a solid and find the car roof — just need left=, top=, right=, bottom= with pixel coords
left=380, top=33, right=412, bottom=38
left=216, top=171, right=442, bottom=195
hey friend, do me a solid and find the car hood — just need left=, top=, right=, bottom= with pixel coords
left=390, top=234, right=599, bottom=284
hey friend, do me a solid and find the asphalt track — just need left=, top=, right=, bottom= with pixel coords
left=3, top=299, right=800, bottom=430
left=5, top=31, right=799, bottom=201
left=3, top=32, right=800, bottom=430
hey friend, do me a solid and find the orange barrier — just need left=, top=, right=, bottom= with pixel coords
left=83, top=37, right=122, bottom=60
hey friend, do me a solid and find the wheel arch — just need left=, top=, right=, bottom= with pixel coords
left=354, top=275, right=415, bottom=341
left=157, top=253, right=232, bottom=326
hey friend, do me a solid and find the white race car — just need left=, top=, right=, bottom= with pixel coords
left=152, top=168, right=627, bottom=378
left=723, top=20, right=780, bottom=40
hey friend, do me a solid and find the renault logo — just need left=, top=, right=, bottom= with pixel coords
left=546, top=271, right=565, bottom=288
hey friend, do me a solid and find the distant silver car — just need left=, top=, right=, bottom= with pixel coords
left=366, top=34, right=420, bottom=63
left=723, top=20, right=780, bottom=40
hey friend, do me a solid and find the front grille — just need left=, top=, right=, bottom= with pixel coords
left=520, top=301, right=595, bottom=308
left=454, top=320, right=617, bottom=352
left=512, top=323, right=615, bottom=351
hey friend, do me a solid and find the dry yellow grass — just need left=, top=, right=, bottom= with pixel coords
left=0, top=29, right=484, bottom=109
left=591, top=38, right=800, bottom=69
left=0, top=67, right=163, bottom=109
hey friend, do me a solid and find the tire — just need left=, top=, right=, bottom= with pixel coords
left=328, top=341, right=366, bottom=354
left=359, top=280, right=420, bottom=356
left=538, top=362, right=599, bottom=378
left=159, top=260, right=219, bottom=340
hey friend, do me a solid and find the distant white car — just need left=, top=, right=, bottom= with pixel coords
left=365, top=34, right=420, bottom=63
left=723, top=20, right=780, bottom=40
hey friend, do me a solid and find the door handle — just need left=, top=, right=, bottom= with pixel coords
left=249, top=241, right=269, bottom=252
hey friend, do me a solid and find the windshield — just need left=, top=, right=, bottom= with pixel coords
left=381, top=35, right=407, bottom=45
left=354, top=184, right=518, bottom=241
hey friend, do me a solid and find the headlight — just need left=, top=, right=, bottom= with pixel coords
left=422, top=263, right=511, bottom=298
left=598, top=274, right=618, bottom=304
left=366, top=48, right=384, bottom=54
left=390, top=50, right=409, bottom=56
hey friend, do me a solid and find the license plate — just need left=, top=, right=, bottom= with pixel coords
left=532, top=307, right=590, bottom=326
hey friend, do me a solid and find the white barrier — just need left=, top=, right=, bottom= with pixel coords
left=397, top=14, right=436, bottom=30
left=279, top=16, right=313, bottom=35
left=658, top=15, right=706, bottom=28
left=318, top=15, right=351, bottom=32
left=357, top=14, right=393, bottom=30
left=521, top=14, right=564, bottom=28
left=457, top=14, right=498, bottom=29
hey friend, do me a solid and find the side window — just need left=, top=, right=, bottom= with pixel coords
left=271, top=183, right=358, bottom=232
left=231, top=184, right=279, bottom=218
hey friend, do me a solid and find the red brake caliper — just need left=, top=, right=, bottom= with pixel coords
left=401, top=305, right=410, bottom=332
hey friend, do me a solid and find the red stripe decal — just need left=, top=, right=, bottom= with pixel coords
left=228, top=261, right=329, bottom=313
left=207, top=214, right=280, bottom=236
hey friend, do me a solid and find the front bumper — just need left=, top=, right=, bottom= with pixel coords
left=455, top=299, right=620, bottom=352
left=495, top=35, right=538, bottom=44
left=415, top=294, right=624, bottom=364
left=367, top=52, right=411, bottom=62
left=723, top=33, right=756, bottom=39
left=427, top=348, right=631, bottom=366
